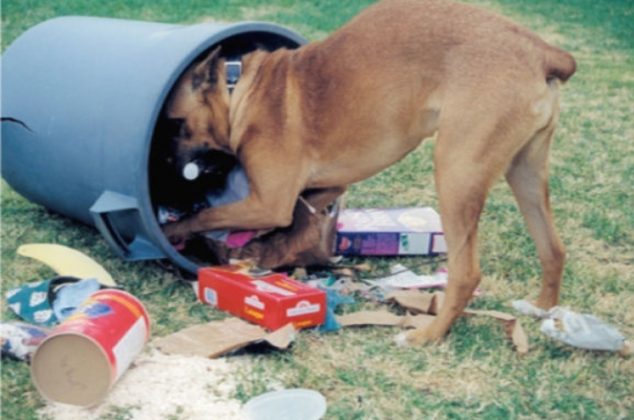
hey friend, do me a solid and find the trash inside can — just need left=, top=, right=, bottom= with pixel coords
left=1, top=16, right=306, bottom=273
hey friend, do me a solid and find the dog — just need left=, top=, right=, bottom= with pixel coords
left=162, top=0, right=575, bottom=345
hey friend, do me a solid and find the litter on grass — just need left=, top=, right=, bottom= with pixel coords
left=242, top=388, right=327, bottom=420
left=16, top=243, right=116, bottom=286
left=197, top=266, right=327, bottom=331
left=384, top=264, right=448, bottom=289
left=335, top=207, right=446, bottom=256
left=31, top=289, right=150, bottom=407
left=333, top=288, right=528, bottom=354
left=0, top=322, right=50, bottom=361
left=154, top=318, right=296, bottom=358
left=513, top=300, right=629, bottom=353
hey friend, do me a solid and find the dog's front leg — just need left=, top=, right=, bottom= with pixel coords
left=163, top=150, right=311, bottom=243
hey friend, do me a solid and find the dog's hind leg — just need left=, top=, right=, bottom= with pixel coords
left=505, top=119, right=565, bottom=309
left=406, top=90, right=540, bottom=345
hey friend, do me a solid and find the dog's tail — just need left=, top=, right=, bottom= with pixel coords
left=543, top=45, right=576, bottom=83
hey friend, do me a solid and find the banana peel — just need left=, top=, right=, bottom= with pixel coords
left=17, top=243, right=116, bottom=287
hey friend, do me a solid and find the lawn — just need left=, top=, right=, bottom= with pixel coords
left=2, top=0, right=633, bottom=419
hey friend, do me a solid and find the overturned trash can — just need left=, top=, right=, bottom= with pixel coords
left=1, top=17, right=307, bottom=273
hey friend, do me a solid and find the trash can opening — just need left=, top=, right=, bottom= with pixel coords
left=148, top=31, right=303, bottom=268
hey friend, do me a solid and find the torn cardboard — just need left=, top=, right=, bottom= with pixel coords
left=464, top=309, right=529, bottom=355
left=386, top=290, right=445, bottom=315
left=337, top=311, right=435, bottom=329
left=383, top=290, right=528, bottom=354
left=154, top=318, right=295, bottom=359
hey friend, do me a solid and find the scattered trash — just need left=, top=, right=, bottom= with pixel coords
left=359, top=264, right=456, bottom=302
left=513, top=300, right=629, bottom=353
left=1, top=322, right=50, bottom=361
left=157, top=206, right=186, bottom=224
left=198, top=266, right=326, bottom=330
left=154, top=318, right=295, bottom=358
left=318, top=288, right=355, bottom=332
left=337, top=310, right=435, bottom=330
left=52, top=278, right=101, bottom=322
left=384, top=264, right=448, bottom=289
left=17, top=243, right=116, bottom=286
left=6, top=277, right=105, bottom=326
left=6, top=277, right=68, bottom=326
left=464, top=309, right=529, bottom=355
left=386, top=290, right=445, bottom=315
left=31, top=290, right=150, bottom=407
left=371, top=264, right=480, bottom=295
left=511, top=299, right=549, bottom=318
left=541, top=307, right=626, bottom=352
left=382, top=290, right=528, bottom=353
left=335, top=207, right=446, bottom=256
left=242, top=389, right=327, bottom=420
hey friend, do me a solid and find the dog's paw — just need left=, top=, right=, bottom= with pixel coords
left=395, top=329, right=434, bottom=347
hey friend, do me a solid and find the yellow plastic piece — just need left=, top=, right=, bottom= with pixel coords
left=17, top=243, right=116, bottom=286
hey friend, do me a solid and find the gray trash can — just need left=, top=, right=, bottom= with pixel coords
left=1, top=16, right=306, bottom=273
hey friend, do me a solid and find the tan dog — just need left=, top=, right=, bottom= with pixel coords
left=163, top=0, right=575, bottom=344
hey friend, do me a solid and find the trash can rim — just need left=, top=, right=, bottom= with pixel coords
left=138, top=20, right=308, bottom=273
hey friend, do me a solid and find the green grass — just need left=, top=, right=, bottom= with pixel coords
left=2, top=0, right=633, bottom=419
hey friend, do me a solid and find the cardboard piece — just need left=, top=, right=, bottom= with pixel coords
left=198, top=266, right=326, bottom=331
left=386, top=290, right=445, bottom=315
left=383, top=290, right=528, bottom=354
left=337, top=311, right=435, bottom=329
left=335, top=207, right=447, bottom=256
left=154, top=318, right=295, bottom=359
left=464, top=309, right=529, bottom=355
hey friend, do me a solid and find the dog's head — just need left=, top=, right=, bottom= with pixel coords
left=165, top=47, right=232, bottom=171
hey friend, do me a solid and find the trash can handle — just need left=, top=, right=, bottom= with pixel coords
left=90, top=191, right=166, bottom=261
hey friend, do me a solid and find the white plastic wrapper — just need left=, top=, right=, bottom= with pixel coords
left=540, top=308, right=625, bottom=352
left=512, top=300, right=626, bottom=352
left=512, top=299, right=549, bottom=318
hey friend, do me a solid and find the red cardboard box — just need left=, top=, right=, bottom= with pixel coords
left=335, top=207, right=447, bottom=256
left=198, top=266, right=326, bottom=331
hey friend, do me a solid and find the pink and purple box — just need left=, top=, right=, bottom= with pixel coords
left=335, top=207, right=447, bottom=256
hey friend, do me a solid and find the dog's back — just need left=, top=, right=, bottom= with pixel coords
left=322, top=0, right=575, bottom=81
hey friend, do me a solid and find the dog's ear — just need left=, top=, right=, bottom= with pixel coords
left=192, top=46, right=222, bottom=90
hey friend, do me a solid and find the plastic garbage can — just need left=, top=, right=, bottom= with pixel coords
left=1, top=16, right=306, bottom=273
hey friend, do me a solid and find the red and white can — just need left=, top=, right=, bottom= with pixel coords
left=31, top=289, right=150, bottom=407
